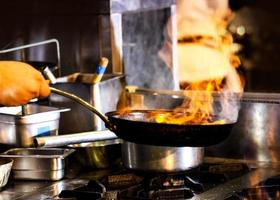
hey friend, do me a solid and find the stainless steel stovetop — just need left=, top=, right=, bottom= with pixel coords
left=1, top=157, right=280, bottom=200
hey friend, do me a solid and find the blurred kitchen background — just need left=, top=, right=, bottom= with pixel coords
left=228, top=0, right=280, bottom=92
left=0, top=0, right=279, bottom=92
left=0, top=0, right=176, bottom=90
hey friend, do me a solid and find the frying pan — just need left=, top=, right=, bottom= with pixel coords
left=50, top=87, right=236, bottom=147
left=106, top=110, right=235, bottom=147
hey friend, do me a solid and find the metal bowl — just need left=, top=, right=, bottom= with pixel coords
left=0, top=158, right=13, bottom=189
left=68, top=139, right=122, bottom=170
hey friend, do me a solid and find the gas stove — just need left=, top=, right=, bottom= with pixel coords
left=1, top=157, right=280, bottom=200
left=53, top=160, right=280, bottom=200
left=58, top=162, right=248, bottom=200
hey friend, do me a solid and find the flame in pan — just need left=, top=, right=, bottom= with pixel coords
left=155, top=15, right=244, bottom=125
left=150, top=80, right=226, bottom=125
left=118, top=12, right=244, bottom=125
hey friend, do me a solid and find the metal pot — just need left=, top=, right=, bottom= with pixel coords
left=122, top=141, right=204, bottom=172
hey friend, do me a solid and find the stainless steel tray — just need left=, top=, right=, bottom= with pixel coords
left=0, top=148, right=75, bottom=180
left=0, top=104, right=69, bottom=147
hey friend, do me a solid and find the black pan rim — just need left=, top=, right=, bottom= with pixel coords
left=106, top=110, right=237, bottom=127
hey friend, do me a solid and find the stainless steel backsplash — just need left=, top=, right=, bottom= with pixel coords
left=206, top=93, right=280, bottom=162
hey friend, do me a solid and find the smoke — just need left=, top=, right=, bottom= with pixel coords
left=212, top=92, right=241, bottom=123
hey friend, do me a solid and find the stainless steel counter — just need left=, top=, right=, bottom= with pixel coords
left=0, top=169, right=112, bottom=200
left=0, top=179, right=87, bottom=200
left=193, top=157, right=280, bottom=200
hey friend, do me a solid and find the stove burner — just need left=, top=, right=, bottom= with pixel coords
left=58, top=163, right=251, bottom=200
left=59, top=180, right=105, bottom=200
left=100, top=174, right=144, bottom=190
left=149, top=188, right=194, bottom=200
left=148, top=174, right=204, bottom=194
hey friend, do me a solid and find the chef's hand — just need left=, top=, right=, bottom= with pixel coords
left=0, top=61, right=50, bottom=106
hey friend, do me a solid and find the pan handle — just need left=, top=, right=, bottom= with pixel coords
left=34, top=130, right=118, bottom=148
left=50, top=87, right=113, bottom=129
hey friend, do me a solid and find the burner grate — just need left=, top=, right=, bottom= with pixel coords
left=58, top=163, right=251, bottom=200
left=149, top=188, right=194, bottom=200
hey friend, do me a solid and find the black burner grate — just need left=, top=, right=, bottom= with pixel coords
left=58, top=163, right=251, bottom=200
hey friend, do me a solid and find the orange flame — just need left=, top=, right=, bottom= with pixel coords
left=167, top=13, right=244, bottom=125
left=151, top=79, right=226, bottom=125
left=118, top=7, right=244, bottom=125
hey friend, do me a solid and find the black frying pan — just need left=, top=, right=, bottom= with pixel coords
left=50, top=87, right=236, bottom=147
left=106, top=110, right=236, bottom=147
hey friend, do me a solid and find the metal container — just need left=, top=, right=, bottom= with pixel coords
left=50, top=74, right=124, bottom=133
left=0, top=158, right=13, bottom=189
left=0, top=105, right=69, bottom=147
left=68, top=139, right=122, bottom=170
left=0, top=148, right=74, bottom=181
left=122, top=141, right=204, bottom=172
